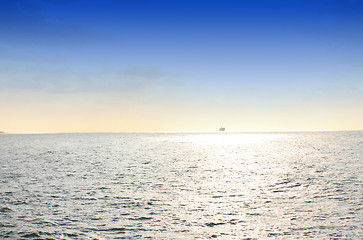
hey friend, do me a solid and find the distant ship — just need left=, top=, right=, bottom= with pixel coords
left=219, top=127, right=225, bottom=131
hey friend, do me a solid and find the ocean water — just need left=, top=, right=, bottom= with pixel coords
left=0, top=131, right=362, bottom=239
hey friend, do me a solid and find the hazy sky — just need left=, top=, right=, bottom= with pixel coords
left=1, top=0, right=363, bottom=133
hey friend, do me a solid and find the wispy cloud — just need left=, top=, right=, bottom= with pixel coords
left=0, top=60, right=183, bottom=93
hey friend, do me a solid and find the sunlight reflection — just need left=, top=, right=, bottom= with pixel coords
left=178, top=133, right=286, bottom=145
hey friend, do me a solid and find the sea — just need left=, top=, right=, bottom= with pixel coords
left=0, top=131, right=362, bottom=239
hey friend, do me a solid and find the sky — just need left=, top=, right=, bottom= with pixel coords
left=1, top=0, right=363, bottom=133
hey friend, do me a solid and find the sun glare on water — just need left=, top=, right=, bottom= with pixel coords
left=178, top=133, right=287, bottom=145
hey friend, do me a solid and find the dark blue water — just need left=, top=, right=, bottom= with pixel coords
left=1, top=132, right=362, bottom=239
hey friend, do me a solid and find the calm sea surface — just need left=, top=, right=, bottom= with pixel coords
left=0, top=132, right=362, bottom=239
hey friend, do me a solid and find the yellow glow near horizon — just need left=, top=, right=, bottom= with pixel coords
left=0, top=90, right=362, bottom=133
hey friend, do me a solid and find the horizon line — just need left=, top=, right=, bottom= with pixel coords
left=1, top=129, right=362, bottom=135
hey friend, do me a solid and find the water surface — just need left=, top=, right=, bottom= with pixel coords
left=0, top=132, right=362, bottom=239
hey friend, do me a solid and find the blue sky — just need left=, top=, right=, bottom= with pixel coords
left=1, top=0, right=363, bottom=132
